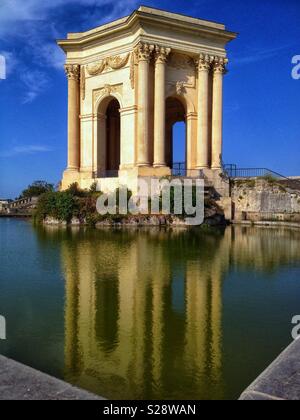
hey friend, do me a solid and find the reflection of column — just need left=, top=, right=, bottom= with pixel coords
left=131, top=236, right=150, bottom=389
left=153, top=46, right=171, bottom=167
left=185, top=262, right=209, bottom=375
left=62, top=242, right=80, bottom=378
left=151, top=246, right=170, bottom=388
left=136, top=43, right=154, bottom=166
left=196, top=54, right=211, bottom=169
left=211, top=57, right=227, bottom=169
left=210, top=265, right=223, bottom=378
left=65, top=64, right=80, bottom=171
left=117, top=242, right=138, bottom=374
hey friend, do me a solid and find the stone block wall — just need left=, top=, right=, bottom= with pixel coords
left=231, top=179, right=300, bottom=222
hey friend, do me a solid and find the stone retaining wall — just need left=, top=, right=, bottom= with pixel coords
left=240, top=339, right=300, bottom=400
left=232, top=179, right=300, bottom=223
left=0, top=355, right=103, bottom=400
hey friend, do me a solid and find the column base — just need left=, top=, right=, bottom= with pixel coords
left=195, top=165, right=209, bottom=170
left=136, top=163, right=151, bottom=167
left=118, top=166, right=172, bottom=194
left=80, top=168, right=94, bottom=179
left=124, top=166, right=171, bottom=177
left=153, top=163, right=167, bottom=168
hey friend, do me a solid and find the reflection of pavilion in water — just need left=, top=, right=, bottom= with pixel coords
left=62, top=229, right=233, bottom=399
left=60, top=226, right=300, bottom=399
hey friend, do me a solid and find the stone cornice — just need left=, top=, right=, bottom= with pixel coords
left=119, top=105, right=138, bottom=116
left=80, top=114, right=94, bottom=121
left=63, top=37, right=228, bottom=68
left=57, top=7, right=237, bottom=52
left=186, top=111, right=198, bottom=119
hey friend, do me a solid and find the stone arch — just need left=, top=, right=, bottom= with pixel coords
left=95, top=94, right=122, bottom=176
left=95, top=90, right=124, bottom=114
left=165, top=95, right=187, bottom=170
left=182, top=93, right=196, bottom=115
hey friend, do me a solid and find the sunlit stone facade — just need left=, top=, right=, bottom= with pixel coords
left=58, top=6, right=236, bottom=192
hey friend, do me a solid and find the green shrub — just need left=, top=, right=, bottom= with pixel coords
left=19, top=181, right=54, bottom=199
left=66, top=182, right=87, bottom=197
left=35, top=191, right=78, bottom=223
left=258, top=175, right=277, bottom=184
left=234, top=179, right=255, bottom=188
left=89, top=182, right=98, bottom=193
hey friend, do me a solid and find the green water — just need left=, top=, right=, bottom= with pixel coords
left=1, top=218, right=300, bottom=400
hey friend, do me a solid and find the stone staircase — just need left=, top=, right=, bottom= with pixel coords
left=3, top=197, right=38, bottom=217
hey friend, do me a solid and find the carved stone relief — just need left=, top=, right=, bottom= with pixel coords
left=86, top=53, right=130, bottom=76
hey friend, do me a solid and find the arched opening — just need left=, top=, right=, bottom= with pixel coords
left=106, top=98, right=120, bottom=172
left=165, top=97, right=186, bottom=175
left=96, top=96, right=121, bottom=177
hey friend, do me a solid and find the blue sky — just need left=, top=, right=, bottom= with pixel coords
left=0, top=0, right=300, bottom=198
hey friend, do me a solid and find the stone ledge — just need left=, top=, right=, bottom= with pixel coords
left=0, top=355, right=104, bottom=400
left=232, top=220, right=300, bottom=229
left=239, top=339, right=300, bottom=401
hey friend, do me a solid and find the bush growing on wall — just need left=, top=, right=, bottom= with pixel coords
left=35, top=191, right=78, bottom=223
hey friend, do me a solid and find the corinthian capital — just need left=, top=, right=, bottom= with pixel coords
left=212, top=56, right=228, bottom=74
left=135, top=42, right=155, bottom=62
left=154, top=46, right=171, bottom=65
left=65, top=64, right=80, bottom=81
left=197, top=53, right=213, bottom=72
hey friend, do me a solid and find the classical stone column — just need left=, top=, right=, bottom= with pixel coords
left=94, top=113, right=106, bottom=177
left=153, top=46, right=171, bottom=167
left=186, top=112, right=197, bottom=171
left=65, top=64, right=80, bottom=171
left=196, top=54, right=211, bottom=169
left=136, top=43, right=154, bottom=167
left=211, top=57, right=227, bottom=169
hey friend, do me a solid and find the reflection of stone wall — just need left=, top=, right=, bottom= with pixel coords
left=227, top=225, right=300, bottom=270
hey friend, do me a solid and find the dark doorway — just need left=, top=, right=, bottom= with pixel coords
left=106, top=98, right=120, bottom=172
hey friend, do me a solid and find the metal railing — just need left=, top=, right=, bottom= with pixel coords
left=171, top=163, right=206, bottom=178
left=172, top=162, right=186, bottom=177
left=223, top=164, right=300, bottom=191
left=93, top=165, right=206, bottom=179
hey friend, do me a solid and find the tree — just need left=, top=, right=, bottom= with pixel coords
left=19, top=181, right=54, bottom=199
